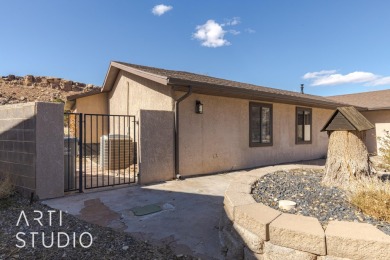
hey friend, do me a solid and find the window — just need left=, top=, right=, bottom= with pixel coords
left=249, top=102, right=273, bottom=147
left=296, top=107, right=312, bottom=144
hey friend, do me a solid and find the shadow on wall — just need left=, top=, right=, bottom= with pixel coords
left=0, top=113, right=37, bottom=197
left=0, top=102, right=64, bottom=199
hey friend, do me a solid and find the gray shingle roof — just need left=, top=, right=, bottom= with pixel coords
left=114, top=61, right=355, bottom=109
left=327, top=89, right=390, bottom=110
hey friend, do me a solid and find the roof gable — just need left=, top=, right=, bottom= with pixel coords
left=321, top=106, right=375, bottom=132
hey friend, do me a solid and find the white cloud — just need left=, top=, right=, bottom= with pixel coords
left=302, top=70, right=390, bottom=86
left=152, top=4, right=173, bottom=16
left=193, top=20, right=230, bottom=48
left=302, top=70, right=337, bottom=80
left=369, top=76, right=390, bottom=86
left=229, top=29, right=240, bottom=35
left=222, top=17, right=241, bottom=26
left=245, top=28, right=256, bottom=34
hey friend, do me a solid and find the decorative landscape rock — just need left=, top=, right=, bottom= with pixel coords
left=252, top=169, right=390, bottom=235
left=278, top=200, right=296, bottom=210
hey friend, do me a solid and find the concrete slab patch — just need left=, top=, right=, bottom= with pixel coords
left=79, top=198, right=120, bottom=227
left=131, top=204, right=162, bottom=216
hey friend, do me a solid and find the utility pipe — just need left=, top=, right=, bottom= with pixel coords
left=174, top=86, right=192, bottom=179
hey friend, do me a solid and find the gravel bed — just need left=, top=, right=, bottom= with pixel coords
left=0, top=194, right=195, bottom=260
left=252, top=169, right=390, bottom=235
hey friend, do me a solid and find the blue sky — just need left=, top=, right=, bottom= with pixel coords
left=1, top=1, right=389, bottom=96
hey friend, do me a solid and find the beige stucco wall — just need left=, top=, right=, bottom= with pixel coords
left=108, top=71, right=175, bottom=182
left=177, top=93, right=333, bottom=176
left=108, top=70, right=174, bottom=117
left=139, top=110, right=175, bottom=184
left=75, top=92, right=108, bottom=114
left=361, top=110, right=390, bottom=154
left=105, top=71, right=335, bottom=179
left=74, top=93, right=109, bottom=143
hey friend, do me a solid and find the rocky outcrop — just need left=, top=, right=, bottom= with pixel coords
left=0, top=74, right=100, bottom=106
left=0, top=74, right=99, bottom=92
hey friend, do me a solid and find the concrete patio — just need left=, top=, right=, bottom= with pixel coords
left=43, top=160, right=325, bottom=259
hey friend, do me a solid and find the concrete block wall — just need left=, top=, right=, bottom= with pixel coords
left=0, top=102, right=64, bottom=199
left=221, top=165, right=390, bottom=260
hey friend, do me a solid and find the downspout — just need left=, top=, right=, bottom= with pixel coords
left=174, top=85, right=192, bottom=179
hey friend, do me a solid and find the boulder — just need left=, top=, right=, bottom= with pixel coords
left=50, top=83, right=60, bottom=89
left=61, top=80, right=73, bottom=91
left=24, top=75, right=35, bottom=85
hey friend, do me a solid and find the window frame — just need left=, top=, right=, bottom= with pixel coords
left=295, top=107, right=312, bottom=145
left=249, top=102, right=273, bottom=147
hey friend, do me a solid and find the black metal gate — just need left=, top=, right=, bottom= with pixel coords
left=64, top=113, right=138, bottom=192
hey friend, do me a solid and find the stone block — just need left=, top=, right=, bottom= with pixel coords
left=245, top=167, right=275, bottom=178
left=235, top=203, right=281, bottom=240
left=21, top=176, right=36, bottom=190
left=317, top=256, right=352, bottom=260
left=23, top=130, right=36, bottom=142
left=23, top=118, right=36, bottom=129
left=263, top=241, right=316, bottom=260
left=224, top=190, right=256, bottom=221
left=325, top=220, right=390, bottom=260
left=224, top=204, right=235, bottom=221
left=226, top=182, right=252, bottom=194
left=236, top=175, right=260, bottom=186
left=244, top=247, right=264, bottom=260
left=269, top=213, right=326, bottom=255
left=234, top=222, right=264, bottom=253
left=9, top=163, right=34, bottom=177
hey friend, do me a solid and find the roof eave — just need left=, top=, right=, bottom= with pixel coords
left=367, top=106, right=390, bottom=111
left=101, top=61, right=169, bottom=92
left=168, top=78, right=361, bottom=110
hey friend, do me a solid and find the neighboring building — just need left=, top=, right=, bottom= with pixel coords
left=66, top=61, right=356, bottom=183
left=328, top=89, right=390, bottom=154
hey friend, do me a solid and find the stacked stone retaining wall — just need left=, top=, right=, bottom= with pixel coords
left=221, top=165, right=390, bottom=260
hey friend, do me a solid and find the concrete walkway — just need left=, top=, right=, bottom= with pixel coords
left=43, top=160, right=325, bottom=259
left=43, top=171, right=243, bottom=259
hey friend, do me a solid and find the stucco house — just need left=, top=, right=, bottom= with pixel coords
left=66, top=61, right=357, bottom=184
left=328, top=89, right=390, bottom=154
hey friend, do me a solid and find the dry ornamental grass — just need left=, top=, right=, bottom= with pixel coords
left=349, top=177, right=390, bottom=222
left=378, top=130, right=390, bottom=166
left=0, top=176, right=14, bottom=199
